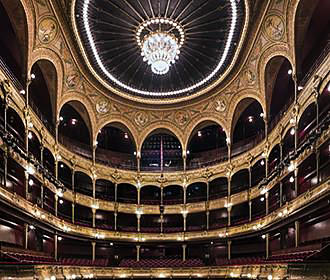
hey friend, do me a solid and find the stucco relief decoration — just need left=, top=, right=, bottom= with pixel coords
left=214, top=99, right=227, bottom=113
left=264, top=15, right=285, bottom=41
left=96, top=99, right=110, bottom=114
left=175, top=111, right=189, bottom=126
left=65, top=72, right=80, bottom=89
left=38, top=17, right=58, bottom=44
left=242, top=68, right=256, bottom=85
left=135, top=111, right=149, bottom=127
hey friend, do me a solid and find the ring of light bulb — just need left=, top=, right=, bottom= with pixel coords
left=81, top=0, right=238, bottom=97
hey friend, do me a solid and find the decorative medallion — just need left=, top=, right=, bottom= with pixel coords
left=65, top=72, right=80, bottom=89
left=135, top=111, right=149, bottom=127
left=264, top=15, right=285, bottom=41
left=175, top=111, right=189, bottom=127
left=242, top=68, right=256, bottom=85
left=214, top=99, right=227, bottom=113
left=38, top=17, right=58, bottom=44
left=96, top=99, right=110, bottom=114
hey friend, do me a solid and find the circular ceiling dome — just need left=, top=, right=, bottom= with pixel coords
left=73, top=0, right=246, bottom=101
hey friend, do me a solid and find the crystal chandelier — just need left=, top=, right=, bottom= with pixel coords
left=136, top=18, right=185, bottom=75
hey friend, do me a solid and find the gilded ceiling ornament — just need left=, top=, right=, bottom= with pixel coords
left=65, top=72, right=80, bottom=89
left=214, top=99, right=227, bottom=113
left=96, top=99, right=110, bottom=114
left=135, top=111, right=149, bottom=127
left=264, top=15, right=285, bottom=41
left=175, top=111, right=189, bottom=126
left=38, top=17, right=58, bottom=44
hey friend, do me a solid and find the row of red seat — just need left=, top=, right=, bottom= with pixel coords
left=2, top=252, right=56, bottom=264
left=59, top=258, right=108, bottom=266
left=119, top=258, right=204, bottom=268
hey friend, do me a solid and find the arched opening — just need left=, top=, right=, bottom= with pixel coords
left=163, top=214, right=183, bottom=232
left=251, top=159, right=266, bottom=187
left=0, top=0, right=28, bottom=84
left=209, top=208, right=228, bottom=229
left=95, top=179, right=115, bottom=201
left=29, top=60, right=57, bottom=131
left=95, top=210, right=114, bottom=230
left=265, top=57, right=294, bottom=128
left=28, top=130, right=41, bottom=161
left=7, top=157, right=25, bottom=197
left=282, top=127, right=295, bottom=156
left=209, top=177, right=228, bottom=200
left=163, top=185, right=183, bottom=205
left=57, top=197, right=72, bottom=223
left=141, top=129, right=183, bottom=172
left=117, top=213, right=137, bottom=232
left=298, top=103, right=317, bottom=144
left=186, top=182, right=207, bottom=203
left=231, top=202, right=249, bottom=226
left=42, top=147, right=55, bottom=176
left=141, top=215, right=160, bottom=233
left=297, top=153, right=317, bottom=195
left=58, top=101, right=92, bottom=159
left=187, top=212, right=206, bottom=231
left=57, top=161, right=72, bottom=190
left=232, top=98, right=265, bottom=156
left=295, top=0, right=330, bottom=81
left=268, top=144, right=281, bottom=174
left=140, top=185, right=160, bottom=205
left=7, top=107, right=25, bottom=147
left=96, top=123, right=136, bottom=169
left=117, top=183, right=137, bottom=204
left=75, top=204, right=92, bottom=227
left=186, top=121, right=227, bottom=169
left=74, top=171, right=92, bottom=196
left=319, top=83, right=330, bottom=122
left=231, top=169, right=249, bottom=195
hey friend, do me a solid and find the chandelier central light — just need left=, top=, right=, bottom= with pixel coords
left=136, top=18, right=185, bottom=75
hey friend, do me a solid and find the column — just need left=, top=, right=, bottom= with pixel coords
left=183, top=186, right=187, bottom=205
left=24, top=223, right=29, bottom=249
left=227, top=206, right=231, bottom=226
left=54, top=234, right=58, bottom=261
left=183, top=153, right=186, bottom=172
left=55, top=158, right=58, bottom=180
left=115, top=183, right=118, bottom=203
left=55, top=121, right=59, bottom=145
left=266, top=233, right=269, bottom=259
left=3, top=150, right=7, bottom=191
left=92, top=241, right=96, bottom=262
left=54, top=194, right=58, bottom=217
left=136, top=245, right=140, bottom=262
left=279, top=142, right=283, bottom=162
left=182, top=244, right=187, bottom=261
left=72, top=169, right=75, bottom=192
left=227, top=176, right=231, bottom=197
left=40, top=145, right=44, bottom=166
left=92, top=145, right=96, bottom=165
left=206, top=181, right=210, bottom=202
left=279, top=182, right=283, bottom=207
left=294, top=166, right=298, bottom=197
left=92, top=208, right=96, bottom=228
left=248, top=167, right=252, bottom=188
left=92, top=178, right=96, bottom=199
left=183, top=213, right=187, bottom=232
left=316, top=150, right=320, bottom=184
left=137, top=214, right=141, bottom=232
left=295, top=221, right=300, bottom=248
left=227, top=240, right=231, bottom=260
left=160, top=214, right=163, bottom=233
left=265, top=192, right=269, bottom=216
left=137, top=186, right=141, bottom=205
left=114, top=212, right=117, bottom=231
left=72, top=203, right=75, bottom=224
left=249, top=200, right=252, bottom=222
left=40, top=185, right=44, bottom=208
left=206, top=211, right=210, bottom=231
left=24, top=171, right=29, bottom=199
left=160, top=186, right=164, bottom=206
left=265, top=156, right=269, bottom=178
left=137, top=153, right=141, bottom=173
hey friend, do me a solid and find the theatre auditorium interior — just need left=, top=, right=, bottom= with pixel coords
left=0, top=0, right=329, bottom=279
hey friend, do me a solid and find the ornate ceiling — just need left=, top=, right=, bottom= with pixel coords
left=73, top=0, right=246, bottom=100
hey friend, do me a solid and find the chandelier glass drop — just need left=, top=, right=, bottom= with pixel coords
left=136, top=18, right=185, bottom=75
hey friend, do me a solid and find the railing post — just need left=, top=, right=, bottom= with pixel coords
left=72, top=202, right=75, bottom=224
left=295, top=221, right=300, bottom=248
left=54, top=194, right=58, bottom=217
left=182, top=244, right=187, bottom=261
left=136, top=245, right=140, bottom=262
left=266, top=233, right=269, bottom=259
left=24, top=223, right=28, bottom=249
left=54, top=234, right=58, bottom=261
left=92, top=241, right=96, bottom=262
left=227, top=240, right=231, bottom=260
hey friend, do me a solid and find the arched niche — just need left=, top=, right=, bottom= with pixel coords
left=268, top=144, right=281, bottom=174
left=74, top=171, right=93, bottom=196
left=231, top=169, right=249, bottom=195
left=96, top=122, right=137, bottom=170
left=209, top=177, right=228, bottom=200
left=28, top=130, right=41, bottom=161
left=163, top=185, right=183, bottom=205
left=7, top=107, right=25, bottom=146
left=186, top=121, right=227, bottom=169
left=140, top=185, right=160, bottom=205
left=298, top=102, right=316, bottom=143
left=29, top=60, right=57, bottom=129
left=57, top=161, right=72, bottom=190
left=42, top=147, right=55, bottom=176
left=140, top=215, right=160, bottom=233
left=0, top=0, right=28, bottom=84
left=58, top=101, right=93, bottom=158
left=265, top=56, right=294, bottom=126
left=140, top=128, right=183, bottom=172
left=117, top=183, right=137, bottom=204
left=295, top=0, right=330, bottom=80
left=95, top=179, right=115, bottom=201
left=186, top=182, right=207, bottom=203
left=231, top=98, right=265, bottom=156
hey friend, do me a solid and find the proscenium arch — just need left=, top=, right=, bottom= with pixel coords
left=138, top=125, right=184, bottom=155
left=58, top=97, right=96, bottom=145
left=229, top=96, right=265, bottom=143
left=184, top=117, right=229, bottom=151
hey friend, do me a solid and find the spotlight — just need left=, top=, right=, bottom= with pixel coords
left=298, top=86, right=303, bottom=91
left=71, top=119, right=77, bottom=125
left=57, top=236, right=62, bottom=241
left=60, top=164, right=64, bottom=168
left=327, top=84, right=330, bottom=92
left=187, top=150, right=190, bottom=155
left=260, top=112, right=264, bottom=118
left=29, top=225, right=35, bottom=230
left=30, top=73, right=36, bottom=80
left=268, top=275, right=273, bottom=280
left=260, top=160, right=265, bottom=166
left=110, top=242, right=114, bottom=246
left=26, top=165, right=35, bottom=175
